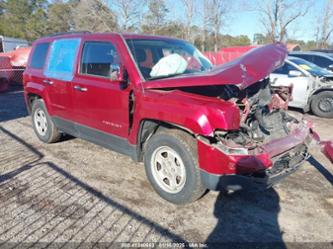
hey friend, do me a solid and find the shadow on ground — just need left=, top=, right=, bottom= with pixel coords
left=0, top=116, right=288, bottom=248
left=308, top=156, right=333, bottom=186
left=0, top=85, right=28, bottom=122
left=0, top=125, right=187, bottom=247
left=206, top=187, right=285, bottom=249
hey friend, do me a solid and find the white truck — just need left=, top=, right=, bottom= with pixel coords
left=0, top=36, right=28, bottom=53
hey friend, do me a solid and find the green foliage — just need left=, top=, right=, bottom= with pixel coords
left=0, top=0, right=117, bottom=41
left=0, top=0, right=48, bottom=41
left=46, top=2, right=73, bottom=34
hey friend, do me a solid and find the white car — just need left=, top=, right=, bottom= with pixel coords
left=270, top=56, right=333, bottom=118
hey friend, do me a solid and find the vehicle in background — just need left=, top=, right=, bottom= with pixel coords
left=311, top=49, right=333, bottom=54
left=290, top=51, right=333, bottom=72
left=23, top=33, right=315, bottom=204
left=0, top=47, right=31, bottom=92
left=289, top=56, right=333, bottom=81
left=0, top=56, right=12, bottom=92
left=270, top=56, right=333, bottom=118
left=0, top=36, right=29, bottom=53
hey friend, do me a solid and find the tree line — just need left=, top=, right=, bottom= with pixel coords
left=0, top=0, right=332, bottom=51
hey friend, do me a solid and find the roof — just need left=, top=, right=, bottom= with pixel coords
left=34, top=32, right=185, bottom=44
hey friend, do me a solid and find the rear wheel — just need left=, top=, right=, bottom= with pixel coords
left=144, top=128, right=206, bottom=204
left=31, top=99, right=61, bottom=143
left=311, top=91, right=333, bottom=118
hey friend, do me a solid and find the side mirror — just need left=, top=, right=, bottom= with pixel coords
left=288, top=70, right=303, bottom=77
left=110, top=64, right=127, bottom=82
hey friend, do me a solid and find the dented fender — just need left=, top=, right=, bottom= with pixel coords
left=130, top=89, right=241, bottom=143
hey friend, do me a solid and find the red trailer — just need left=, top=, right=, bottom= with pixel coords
left=204, top=45, right=257, bottom=65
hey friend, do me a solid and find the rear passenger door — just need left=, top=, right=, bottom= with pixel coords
left=72, top=38, right=131, bottom=139
left=43, top=38, right=81, bottom=123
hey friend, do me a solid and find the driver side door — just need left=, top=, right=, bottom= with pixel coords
left=71, top=38, right=131, bottom=140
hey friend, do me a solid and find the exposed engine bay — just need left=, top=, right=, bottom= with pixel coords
left=179, top=78, right=301, bottom=152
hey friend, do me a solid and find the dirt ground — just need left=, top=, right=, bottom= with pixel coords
left=0, top=86, right=333, bottom=248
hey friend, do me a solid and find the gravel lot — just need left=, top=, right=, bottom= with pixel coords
left=0, top=86, right=333, bottom=248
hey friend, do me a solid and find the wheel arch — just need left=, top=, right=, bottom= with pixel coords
left=136, top=119, right=197, bottom=162
left=309, top=88, right=333, bottom=103
left=26, top=93, right=42, bottom=113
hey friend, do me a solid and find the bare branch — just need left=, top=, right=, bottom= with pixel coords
left=257, top=0, right=310, bottom=42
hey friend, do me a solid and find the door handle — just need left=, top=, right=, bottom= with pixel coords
left=74, top=85, right=88, bottom=92
left=43, top=79, right=54, bottom=85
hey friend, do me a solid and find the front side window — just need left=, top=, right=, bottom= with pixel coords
left=30, top=43, right=49, bottom=69
left=44, top=38, right=81, bottom=81
left=126, top=39, right=212, bottom=80
left=80, top=41, right=119, bottom=78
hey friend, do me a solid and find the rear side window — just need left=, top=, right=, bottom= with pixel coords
left=44, top=38, right=81, bottom=81
left=30, top=43, right=49, bottom=69
left=80, top=41, right=120, bottom=78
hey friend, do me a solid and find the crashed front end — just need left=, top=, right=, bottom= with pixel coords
left=142, top=42, right=317, bottom=191
left=195, top=79, right=312, bottom=191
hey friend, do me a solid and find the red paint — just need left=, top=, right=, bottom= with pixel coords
left=323, top=142, right=333, bottom=163
left=0, top=47, right=31, bottom=91
left=198, top=140, right=272, bottom=175
left=23, top=33, right=312, bottom=177
left=0, top=47, right=31, bottom=67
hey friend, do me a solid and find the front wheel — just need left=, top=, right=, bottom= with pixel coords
left=144, top=129, right=206, bottom=204
left=311, top=91, right=333, bottom=118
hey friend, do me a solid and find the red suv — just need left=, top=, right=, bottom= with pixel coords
left=23, top=32, right=312, bottom=204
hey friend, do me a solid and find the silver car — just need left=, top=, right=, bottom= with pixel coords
left=270, top=56, right=333, bottom=118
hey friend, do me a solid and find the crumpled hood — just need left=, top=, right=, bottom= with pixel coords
left=143, top=43, right=287, bottom=90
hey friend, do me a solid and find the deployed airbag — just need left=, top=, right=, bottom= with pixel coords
left=150, top=53, right=188, bottom=78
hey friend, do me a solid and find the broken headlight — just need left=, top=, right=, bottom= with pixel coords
left=215, top=141, right=249, bottom=155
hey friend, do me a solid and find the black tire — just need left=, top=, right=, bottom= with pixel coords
left=310, top=91, right=333, bottom=118
left=31, top=99, right=61, bottom=143
left=144, top=128, right=206, bottom=204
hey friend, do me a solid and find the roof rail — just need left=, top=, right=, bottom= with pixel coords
left=45, top=31, right=91, bottom=38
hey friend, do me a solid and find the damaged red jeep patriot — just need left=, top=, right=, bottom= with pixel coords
left=23, top=32, right=313, bottom=204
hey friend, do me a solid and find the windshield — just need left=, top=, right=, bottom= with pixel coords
left=126, top=38, right=212, bottom=80
left=289, top=57, right=332, bottom=77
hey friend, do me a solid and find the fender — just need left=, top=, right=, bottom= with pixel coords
left=128, top=89, right=241, bottom=144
